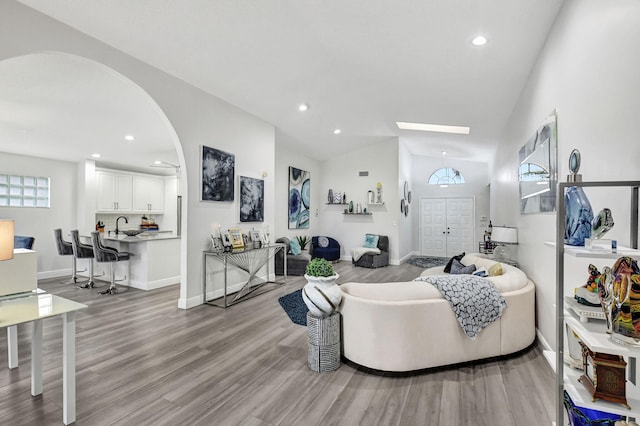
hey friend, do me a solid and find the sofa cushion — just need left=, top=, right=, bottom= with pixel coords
left=363, top=234, right=379, bottom=249
left=450, top=259, right=476, bottom=275
left=318, top=236, right=329, bottom=248
left=443, top=252, right=465, bottom=273
left=420, top=253, right=528, bottom=293
left=289, top=238, right=301, bottom=255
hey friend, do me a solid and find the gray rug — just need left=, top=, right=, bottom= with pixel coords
left=406, top=256, right=448, bottom=269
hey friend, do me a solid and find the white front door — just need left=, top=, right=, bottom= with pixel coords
left=421, top=197, right=475, bottom=257
left=420, top=198, right=447, bottom=256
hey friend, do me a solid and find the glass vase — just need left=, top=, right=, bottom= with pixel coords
left=564, top=186, right=594, bottom=246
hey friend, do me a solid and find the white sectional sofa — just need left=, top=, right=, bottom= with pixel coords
left=339, top=253, right=535, bottom=372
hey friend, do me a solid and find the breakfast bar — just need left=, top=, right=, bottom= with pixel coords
left=82, top=232, right=180, bottom=290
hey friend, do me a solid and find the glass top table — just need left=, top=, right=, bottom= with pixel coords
left=1, top=292, right=87, bottom=425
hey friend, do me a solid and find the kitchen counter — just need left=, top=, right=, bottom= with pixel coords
left=80, top=232, right=180, bottom=291
left=101, top=232, right=180, bottom=243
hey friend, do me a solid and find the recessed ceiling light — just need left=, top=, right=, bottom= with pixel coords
left=154, top=160, right=162, bottom=165
left=396, top=122, right=470, bottom=135
left=125, top=134, right=135, bottom=141
left=472, top=35, right=487, bottom=46
left=91, top=153, right=101, bottom=158
left=333, top=129, right=341, bottom=135
left=298, top=104, right=308, bottom=111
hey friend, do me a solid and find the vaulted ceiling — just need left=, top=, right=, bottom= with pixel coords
left=4, top=0, right=564, bottom=170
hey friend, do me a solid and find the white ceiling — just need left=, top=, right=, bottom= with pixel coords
left=7, top=0, right=564, bottom=167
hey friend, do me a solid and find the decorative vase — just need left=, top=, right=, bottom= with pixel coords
left=302, top=273, right=342, bottom=317
left=349, top=200, right=353, bottom=213
left=610, top=257, right=640, bottom=346
left=564, top=186, right=594, bottom=246
left=367, top=191, right=374, bottom=204
left=328, top=189, right=333, bottom=204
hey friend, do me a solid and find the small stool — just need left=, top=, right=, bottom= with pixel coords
left=70, top=229, right=96, bottom=288
left=90, top=231, right=130, bottom=295
left=307, top=312, right=341, bottom=373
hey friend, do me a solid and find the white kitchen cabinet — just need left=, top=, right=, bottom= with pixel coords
left=132, top=175, right=164, bottom=213
left=96, top=170, right=132, bottom=212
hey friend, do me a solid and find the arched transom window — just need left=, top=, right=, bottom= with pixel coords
left=428, top=167, right=465, bottom=185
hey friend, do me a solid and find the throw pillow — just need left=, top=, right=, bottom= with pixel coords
left=450, top=259, right=477, bottom=275
left=363, top=234, right=379, bottom=249
left=488, top=263, right=503, bottom=277
left=289, top=238, right=301, bottom=255
left=318, top=236, right=330, bottom=248
left=444, top=252, right=465, bottom=273
left=473, top=267, right=489, bottom=277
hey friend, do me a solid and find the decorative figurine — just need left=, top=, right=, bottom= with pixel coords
left=592, top=208, right=615, bottom=239
left=610, top=257, right=640, bottom=346
left=598, top=266, right=614, bottom=334
left=575, top=264, right=601, bottom=306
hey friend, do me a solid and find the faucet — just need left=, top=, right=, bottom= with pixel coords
left=115, top=216, right=128, bottom=235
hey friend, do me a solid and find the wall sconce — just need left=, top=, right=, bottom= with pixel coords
left=0, top=219, right=15, bottom=261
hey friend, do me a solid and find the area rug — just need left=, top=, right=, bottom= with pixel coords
left=278, top=289, right=308, bottom=326
left=406, top=256, right=448, bottom=269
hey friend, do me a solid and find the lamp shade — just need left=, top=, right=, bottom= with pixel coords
left=0, top=219, right=15, bottom=260
left=491, top=226, right=518, bottom=244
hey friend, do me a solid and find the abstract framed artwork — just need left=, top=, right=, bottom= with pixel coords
left=201, top=145, right=235, bottom=202
left=239, top=176, right=264, bottom=222
left=288, top=166, right=310, bottom=229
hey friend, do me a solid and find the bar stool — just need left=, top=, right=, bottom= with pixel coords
left=90, top=231, right=130, bottom=295
left=54, top=228, right=84, bottom=283
left=70, top=229, right=96, bottom=289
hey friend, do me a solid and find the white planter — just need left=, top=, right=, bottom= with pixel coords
left=302, top=273, right=342, bottom=318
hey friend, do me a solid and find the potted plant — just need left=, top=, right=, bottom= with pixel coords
left=302, top=258, right=342, bottom=318
left=296, top=235, right=310, bottom=251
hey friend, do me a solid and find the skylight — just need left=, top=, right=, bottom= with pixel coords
left=396, top=122, right=470, bottom=135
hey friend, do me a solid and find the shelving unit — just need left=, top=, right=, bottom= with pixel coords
left=554, top=180, right=640, bottom=425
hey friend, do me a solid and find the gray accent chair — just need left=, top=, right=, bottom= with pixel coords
left=352, top=235, right=389, bottom=268
left=275, top=237, right=311, bottom=276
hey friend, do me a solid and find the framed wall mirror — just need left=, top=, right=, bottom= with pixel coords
left=518, top=110, right=558, bottom=214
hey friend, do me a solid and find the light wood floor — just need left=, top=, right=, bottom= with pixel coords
left=0, top=261, right=555, bottom=425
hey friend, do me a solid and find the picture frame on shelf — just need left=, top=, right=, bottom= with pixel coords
left=209, top=234, right=222, bottom=251
left=228, top=228, right=244, bottom=249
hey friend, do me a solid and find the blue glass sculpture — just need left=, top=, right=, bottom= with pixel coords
left=565, top=186, right=594, bottom=246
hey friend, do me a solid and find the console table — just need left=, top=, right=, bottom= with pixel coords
left=203, top=243, right=286, bottom=308
left=1, top=292, right=87, bottom=425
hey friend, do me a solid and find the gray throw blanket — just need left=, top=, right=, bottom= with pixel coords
left=414, top=275, right=508, bottom=340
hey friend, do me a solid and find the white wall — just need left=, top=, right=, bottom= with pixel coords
left=1, top=1, right=276, bottom=308
left=274, top=135, right=322, bottom=243
left=0, top=152, right=77, bottom=277
left=398, top=141, right=414, bottom=262
left=319, top=137, right=401, bottom=264
left=411, top=154, right=490, bottom=254
left=491, top=0, right=640, bottom=348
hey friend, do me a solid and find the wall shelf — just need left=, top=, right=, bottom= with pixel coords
left=342, top=212, right=372, bottom=216
left=554, top=180, right=640, bottom=425
left=325, top=203, right=347, bottom=205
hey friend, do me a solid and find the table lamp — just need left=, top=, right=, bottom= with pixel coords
left=0, top=219, right=14, bottom=261
left=491, top=226, right=518, bottom=264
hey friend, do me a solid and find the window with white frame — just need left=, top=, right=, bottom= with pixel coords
left=0, top=174, right=50, bottom=208
left=428, top=167, right=465, bottom=185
